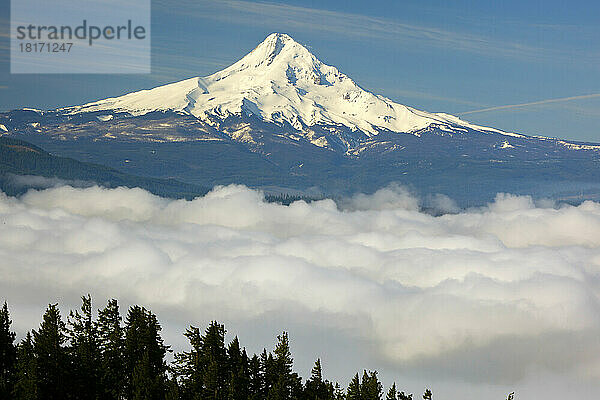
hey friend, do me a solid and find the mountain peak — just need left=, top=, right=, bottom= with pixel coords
left=227, top=33, right=315, bottom=71
left=261, top=32, right=294, bottom=47
left=254, top=33, right=295, bottom=64
left=68, top=34, right=520, bottom=139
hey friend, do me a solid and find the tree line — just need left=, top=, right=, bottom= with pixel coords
left=0, top=297, right=514, bottom=400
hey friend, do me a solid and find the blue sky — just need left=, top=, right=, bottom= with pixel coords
left=1, top=0, right=599, bottom=141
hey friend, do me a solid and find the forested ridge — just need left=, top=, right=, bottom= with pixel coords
left=0, top=136, right=208, bottom=199
left=0, top=297, right=515, bottom=400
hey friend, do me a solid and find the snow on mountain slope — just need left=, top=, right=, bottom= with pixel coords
left=64, top=33, right=521, bottom=138
left=68, top=77, right=201, bottom=116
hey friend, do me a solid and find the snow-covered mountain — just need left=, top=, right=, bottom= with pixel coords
left=3, top=33, right=600, bottom=203
left=63, top=33, right=519, bottom=139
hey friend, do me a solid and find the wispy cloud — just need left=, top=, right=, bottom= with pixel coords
left=161, top=0, right=570, bottom=63
left=559, top=103, right=600, bottom=119
left=460, top=94, right=600, bottom=115
left=149, top=50, right=237, bottom=81
left=362, top=85, right=485, bottom=108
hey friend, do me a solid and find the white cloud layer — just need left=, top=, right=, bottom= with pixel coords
left=1, top=184, right=600, bottom=397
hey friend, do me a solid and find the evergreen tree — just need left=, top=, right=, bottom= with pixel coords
left=227, top=337, right=250, bottom=400
left=200, top=322, right=228, bottom=400
left=175, top=321, right=229, bottom=399
left=304, top=359, right=334, bottom=400
left=386, top=383, right=398, bottom=400
left=247, top=353, right=263, bottom=400
left=346, top=371, right=382, bottom=400
left=97, top=298, right=125, bottom=400
left=165, top=375, right=181, bottom=400
left=333, top=383, right=345, bottom=400
left=67, top=295, right=101, bottom=399
left=398, top=390, right=413, bottom=400
left=12, top=332, right=37, bottom=400
left=174, top=326, right=203, bottom=399
left=267, top=332, right=302, bottom=400
left=346, top=373, right=361, bottom=400
left=0, top=302, right=17, bottom=398
left=123, top=305, right=168, bottom=400
left=261, top=348, right=277, bottom=396
left=360, top=370, right=382, bottom=400
left=132, top=350, right=157, bottom=400
left=422, top=389, right=432, bottom=400
left=32, top=304, right=69, bottom=400
left=387, top=383, right=412, bottom=400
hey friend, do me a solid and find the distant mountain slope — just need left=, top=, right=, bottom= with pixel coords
left=1, top=33, right=600, bottom=204
left=0, top=136, right=208, bottom=198
left=62, top=33, right=520, bottom=142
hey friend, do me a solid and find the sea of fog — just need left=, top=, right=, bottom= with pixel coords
left=1, top=183, right=600, bottom=399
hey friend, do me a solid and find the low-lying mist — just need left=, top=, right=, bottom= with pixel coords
left=1, top=183, right=599, bottom=397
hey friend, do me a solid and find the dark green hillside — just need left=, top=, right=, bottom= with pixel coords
left=0, top=136, right=209, bottom=198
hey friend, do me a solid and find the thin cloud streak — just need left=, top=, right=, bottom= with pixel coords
left=363, top=85, right=485, bottom=108
left=156, top=0, right=559, bottom=62
left=460, top=94, right=600, bottom=115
